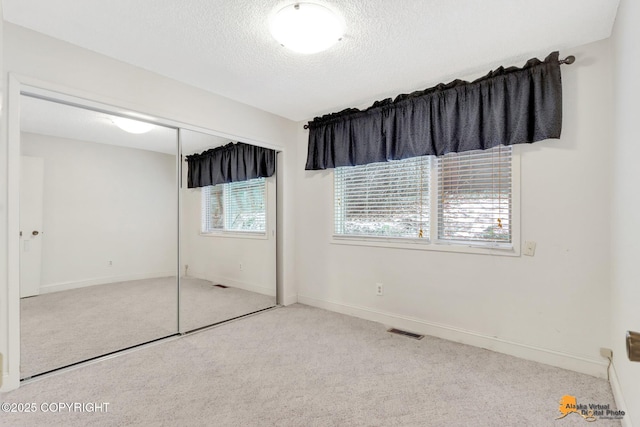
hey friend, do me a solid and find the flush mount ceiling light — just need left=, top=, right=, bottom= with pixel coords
left=111, top=116, right=154, bottom=134
left=269, top=2, right=345, bottom=54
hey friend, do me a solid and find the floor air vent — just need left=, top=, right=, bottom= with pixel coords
left=213, top=284, right=228, bottom=289
left=387, top=328, right=424, bottom=340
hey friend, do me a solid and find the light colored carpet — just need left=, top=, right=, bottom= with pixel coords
left=3, top=304, right=620, bottom=426
left=179, top=278, right=275, bottom=332
left=20, top=277, right=275, bottom=378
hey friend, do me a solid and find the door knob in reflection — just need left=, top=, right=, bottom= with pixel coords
left=627, top=331, right=640, bottom=362
left=32, top=230, right=39, bottom=236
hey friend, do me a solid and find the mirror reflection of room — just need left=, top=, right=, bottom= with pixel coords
left=19, top=95, right=179, bottom=378
left=180, top=130, right=277, bottom=332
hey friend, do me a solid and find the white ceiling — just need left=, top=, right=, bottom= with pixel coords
left=3, top=0, right=620, bottom=122
left=21, top=95, right=231, bottom=155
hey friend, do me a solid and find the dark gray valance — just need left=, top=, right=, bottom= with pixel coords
left=186, top=142, right=276, bottom=188
left=305, top=51, right=563, bottom=170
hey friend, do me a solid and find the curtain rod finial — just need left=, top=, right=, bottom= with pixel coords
left=303, top=124, right=309, bottom=130
left=560, top=55, right=575, bottom=65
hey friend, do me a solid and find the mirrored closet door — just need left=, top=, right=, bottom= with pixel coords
left=19, top=94, right=179, bottom=378
left=179, top=130, right=277, bottom=331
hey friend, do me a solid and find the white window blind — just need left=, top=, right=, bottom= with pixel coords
left=202, top=185, right=223, bottom=231
left=437, top=146, right=512, bottom=245
left=202, top=178, right=266, bottom=233
left=224, top=179, right=266, bottom=232
left=334, top=157, right=430, bottom=239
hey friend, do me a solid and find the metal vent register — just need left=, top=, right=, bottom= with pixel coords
left=388, top=328, right=424, bottom=340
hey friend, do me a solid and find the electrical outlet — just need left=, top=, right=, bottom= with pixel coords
left=108, top=260, right=113, bottom=266
left=239, top=263, right=243, bottom=271
left=376, top=283, right=384, bottom=296
left=600, top=347, right=613, bottom=359
left=523, top=241, right=537, bottom=256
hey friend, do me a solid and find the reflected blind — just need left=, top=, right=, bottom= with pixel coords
left=334, top=157, right=430, bottom=238
left=224, top=178, right=266, bottom=232
left=202, top=178, right=266, bottom=233
left=437, top=146, right=512, bottom=244
left=202, top=185, right=223, bottom=231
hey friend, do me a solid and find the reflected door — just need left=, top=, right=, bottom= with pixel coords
left=20, top=156, right=44, bottom=298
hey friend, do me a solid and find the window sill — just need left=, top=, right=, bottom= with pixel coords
left=199, top=231, right=268, bottom=240
left=331, top=235, right=519, bottom=256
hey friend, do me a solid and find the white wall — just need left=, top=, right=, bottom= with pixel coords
left=21, top=132, right=177, bottom=292
left=295, top=38, right=614, bottom=378
left=0, top=23, right=298, bottom=391
left=0, top=3, right=5, bottom=390
left=182, top=176, right=276, bottom=297
left=611, top=0, right=640, bottom=424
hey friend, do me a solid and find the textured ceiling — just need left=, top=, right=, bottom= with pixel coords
left=21, top=96, right=231, bottom=155
left=3, top=0, right=620, bottom=121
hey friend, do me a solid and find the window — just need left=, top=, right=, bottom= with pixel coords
left=202, top=178, right=266, bottom=233
left=438, top=147, right=511, bottom=245
left=334, top=146, right=514, bottom=249
left=334, top=156, right=429, bottom=239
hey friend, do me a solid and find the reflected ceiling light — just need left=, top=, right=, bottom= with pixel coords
left=269, top=2, right=344, bottom=54
left=111, top=116, right=154, bottom=134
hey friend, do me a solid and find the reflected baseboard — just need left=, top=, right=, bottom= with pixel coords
left=39, top=271, right=176, bottom=294
left=185, top=271, right=276, bottom=297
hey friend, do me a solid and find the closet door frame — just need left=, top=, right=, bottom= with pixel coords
left=3, top=74, right=282, bottom=391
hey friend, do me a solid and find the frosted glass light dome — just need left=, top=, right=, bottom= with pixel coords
left=112, top=116, right=154, bottom=134
left=270, top=3, right=345, bottom=54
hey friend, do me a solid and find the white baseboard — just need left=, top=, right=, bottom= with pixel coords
left=1, top=372, right=20, bottom=392
left=610, top=362, right=633, bottom=427
left=281, top=293, right=298, bottom=306
left=298, top=295, right=609, bottom=379
left=187, top=271, right=276, bottom=297
left=39, top=271, right=176, bottom=294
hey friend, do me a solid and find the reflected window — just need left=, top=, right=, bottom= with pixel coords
left=202, top=178, right=266, bottom=233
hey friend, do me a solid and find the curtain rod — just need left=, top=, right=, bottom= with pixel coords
left=303, top=55, right=576, bottom=130
left=559, top=55, right=576, bottom=65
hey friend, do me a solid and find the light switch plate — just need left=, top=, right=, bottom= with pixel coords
left=523, top=241, right=536, bottom=256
